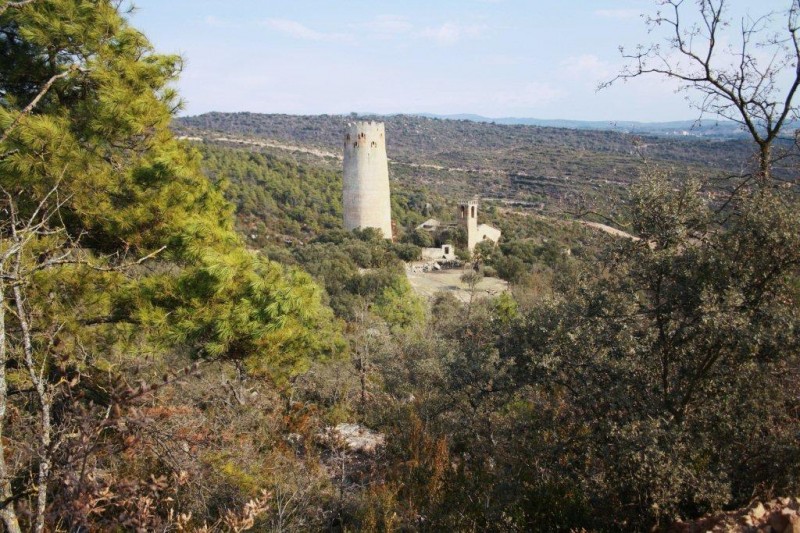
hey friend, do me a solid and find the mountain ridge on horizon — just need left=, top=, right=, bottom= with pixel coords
left=416, top=113, right=745, bottom=137
left=180, top=110, right=750, bottom=138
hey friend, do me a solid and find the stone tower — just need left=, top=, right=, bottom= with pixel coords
left=343, top=121, right=393, bottom=240
left=460, top=200, right=479, bottom=252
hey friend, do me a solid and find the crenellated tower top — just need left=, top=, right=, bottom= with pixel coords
left=344, top=121, right=385, bottom=150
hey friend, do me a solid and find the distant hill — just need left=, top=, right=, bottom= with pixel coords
left=174, top=112, right=758, bottom=214
left=416, top=113, right=749, bottom=138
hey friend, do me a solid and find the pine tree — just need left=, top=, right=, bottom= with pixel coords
left=0, top=1, right=342, bottom=528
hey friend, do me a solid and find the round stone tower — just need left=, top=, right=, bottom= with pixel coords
left=343, top=121, right=393, bottom=240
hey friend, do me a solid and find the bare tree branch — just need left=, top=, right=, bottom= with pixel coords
left=11, top=257, right=51, bottom=533
left=0, top=67, right=76, bottom=146
left=601, top=0, right=800, bottom=180
left=0, top=0, right=38, bottom=17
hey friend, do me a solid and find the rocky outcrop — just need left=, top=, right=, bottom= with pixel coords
left=327, top=423, right=385, bottom=454
left=670, top=498, right=800, bottom=532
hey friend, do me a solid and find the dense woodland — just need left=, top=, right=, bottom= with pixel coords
left=1, top=1, right=799, bottom=532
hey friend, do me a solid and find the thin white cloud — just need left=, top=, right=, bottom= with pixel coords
left=261, top=18, right=354, bottom=43
left=351, top=16, right=489, bottom=46
left=417, top=22, right=486, bottom=45
left=594, top=8, right=642, bottom=20
left=357, top=15, right=414, bottom=39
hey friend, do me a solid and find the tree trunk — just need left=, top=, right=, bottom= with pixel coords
left=360, top=347, right=367, bottom=409
left=13, top=279, right=51, bottom=533
left=0, top=281, right=22, bottom=533
left=759, top=142, right=772, bottom=182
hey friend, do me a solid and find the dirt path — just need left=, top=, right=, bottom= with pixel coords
left=179, top=133, right=507, bottom=175
left=578, top=221, right=640, bottom=241
left=178, top=134, right=342, bottom=159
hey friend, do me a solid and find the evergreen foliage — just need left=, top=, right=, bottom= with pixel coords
left=199, top=145, right=343, bottom=244
left=0, top=2, right=342, bottom=528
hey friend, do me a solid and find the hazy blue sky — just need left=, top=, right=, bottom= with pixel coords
left=129, top=0, right=790, bottom=122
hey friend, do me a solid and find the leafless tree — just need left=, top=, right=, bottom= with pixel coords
left=602, top=0, right=800, bottom=181
left=461, top=269, right=484, bottom=319
left=351, top=303, right=383, bottom=412
left=0, top=0, right=39, bottom=17
left=0, top=182, right=175, bottom=531
left=0, top=226, right=22, bottom=529
left=0, top=183, right=71, bottom=533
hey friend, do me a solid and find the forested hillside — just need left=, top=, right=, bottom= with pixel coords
left=196, top=140, right=611, bottom=292
left=198, top=145, right=434, bottom=245
left=175, top=112, right=762, bottom=211
left=176, top=112, right=752, bottom=172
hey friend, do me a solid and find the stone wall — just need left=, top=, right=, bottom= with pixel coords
left=477, top=223, right=502, bottom=245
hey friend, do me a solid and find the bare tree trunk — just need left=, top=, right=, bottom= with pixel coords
left=359, top=349, right=367, bottom=409
left=759, top=142, right=772, bottom=182
left=355, top=304, right=370, bottom=413
left=13, top=267, right=51, bottom=533
left=0, top=280, right=22, bottom=533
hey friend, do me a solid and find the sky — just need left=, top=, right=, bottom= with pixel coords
left=128, top=0, right=791, bottom=122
